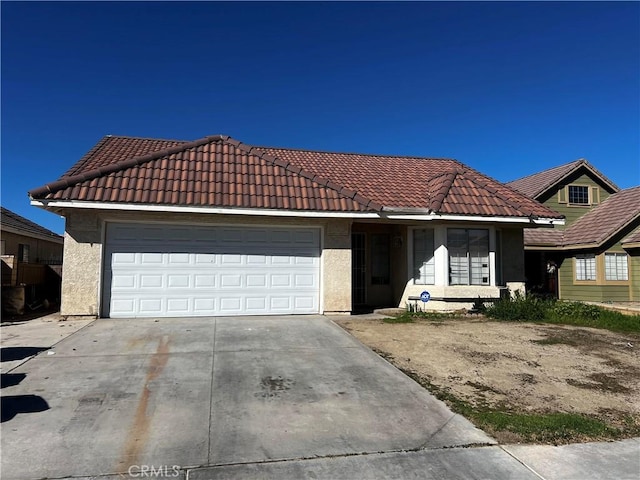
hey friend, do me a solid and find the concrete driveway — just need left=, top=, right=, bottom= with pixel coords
left=1, top=315, right=493, bottom=478
left=2, top=315, right=638, bottom=479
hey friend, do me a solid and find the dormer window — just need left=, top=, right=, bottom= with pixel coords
left=559, top=184, right=599, bottom=206
left=568, top=185, right=589, bottom=205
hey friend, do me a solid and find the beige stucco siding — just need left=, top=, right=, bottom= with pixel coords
left=61, top=211, right=102, bottom=316
left=61, top=209, right=352, bottom=317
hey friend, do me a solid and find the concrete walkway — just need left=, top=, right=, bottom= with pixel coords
left=1, top=315, right=638, bottom=479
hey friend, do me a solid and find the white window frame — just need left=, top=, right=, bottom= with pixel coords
left=447, top=228, right=490, bottom=286
left=605, top=253, right=628, bottom=281
left=413, top=228, right=435, bottom=285
left=575, top=254, right=596, bottom=281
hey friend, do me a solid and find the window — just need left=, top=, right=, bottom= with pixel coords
left=370, top=234, right=390, bottom=285
left=568, top=185, right=589, bottom=205
left=0, top=240, right=5, bottom=255
left=413, top=229, right=435, bottom=284
left=605, top=253, right=628, bottom=281
left=18, top=243, right=30, bottom=263
left=448, top=229, right=489, bottom=286
left=575, top=254, right=596, bottom=281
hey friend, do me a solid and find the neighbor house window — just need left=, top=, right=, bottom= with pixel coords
left=448, top=229, right=489, bottom=285
left=370, top=234, right=390, bottom=285
left=568, top=185, right=589, bottom=205
left=605, top=253, right=628, bottom=281
left=575, top=254, right=596, bottom=281
left=0, top=240, right=5, bottom=255
left=18, top=244, right=30, bottom=263
left=413, top=228, right=435, bottom=284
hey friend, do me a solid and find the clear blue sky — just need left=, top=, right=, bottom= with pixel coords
left=2, top=1, right=639, bottom=234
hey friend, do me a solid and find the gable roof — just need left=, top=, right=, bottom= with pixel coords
left=507, top=159, right=619, bottom=199
left=1, top=207, right=63, bottom=243
left=524, top=186, right=640, bottom=249
left=29, top=135, right=563, bottom=220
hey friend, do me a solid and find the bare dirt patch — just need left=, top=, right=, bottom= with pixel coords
left=335, top=316, right=640, bottom=443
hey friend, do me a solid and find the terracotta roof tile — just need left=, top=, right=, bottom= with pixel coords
left=507, top=159, right=619, bottom=199
left=29, top=135, right=564, bottom=219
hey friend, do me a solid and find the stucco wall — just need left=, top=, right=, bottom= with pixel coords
left=61, top=211, right=102, bottom=316
left=60, top=209, right=352, bottom=317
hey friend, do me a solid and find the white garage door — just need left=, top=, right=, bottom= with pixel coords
left=103, top=223, right=320, bottom=318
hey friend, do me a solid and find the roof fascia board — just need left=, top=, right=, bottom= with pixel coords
left=383, top=213, right=564, bottom=225
left=31, top=200, right=566, bottom=225
left=30, top=200, right=381, bottom=219
left=0, top=224, right=64, bottom=244
left=623, top=242, right=640, bottom=249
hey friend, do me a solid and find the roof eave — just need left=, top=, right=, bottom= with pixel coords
left=0, top=223, right=64, bottom=244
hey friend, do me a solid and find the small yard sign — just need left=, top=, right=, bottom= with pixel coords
left=420, top=291, right=431, bottom=302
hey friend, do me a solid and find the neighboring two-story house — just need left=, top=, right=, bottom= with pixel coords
left=1, top=207, right=64, bottom=314
left=508, top=160, right=640, bottom=303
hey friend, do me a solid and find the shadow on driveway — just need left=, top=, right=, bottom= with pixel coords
left=1, top=395, right=50, bottom=422
left=0, top=346, right=49, bottom=362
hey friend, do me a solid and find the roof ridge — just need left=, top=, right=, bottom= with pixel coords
left=103, top=134, right=190, bottom=143
left=229, top=140, right=383, bottom=211
left=254, top=144, right=456, bottom=162
left=459, top=166, right=547, bottom=217
left=30, top=135, right=229, bottom=198
left=508, top=159, right=583, bottom=185
left=427, top=169, right=459, bottom=212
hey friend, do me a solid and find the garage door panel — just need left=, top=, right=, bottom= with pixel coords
left=104, top=224, right=320, bottom=317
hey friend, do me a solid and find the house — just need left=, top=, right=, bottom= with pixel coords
left=1, top=206, right=63, bottom=314
left=508, top=160, right=640, bottom=303
left=28, top=135, right=563, bottom=318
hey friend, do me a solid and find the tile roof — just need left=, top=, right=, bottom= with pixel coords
left=523, top=186, right=640, bottom=249
left=523, top=228, right=565, bottom=247
left=622, top=227, right=640, bottom=247
left=29, top=135, right=563, bottom=219
left=1, top=207, right=63, bottom=241
left=561, top=186, right=640, bottom=248
left=507, top=159, right=619, bottom=199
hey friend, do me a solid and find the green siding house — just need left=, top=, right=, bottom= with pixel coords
left=508, top=159, right=640, bottom=304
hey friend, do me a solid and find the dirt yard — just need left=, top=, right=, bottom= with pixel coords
left=335, top=316, right=640, bottom=442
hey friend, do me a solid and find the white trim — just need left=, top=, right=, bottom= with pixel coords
left=31, top=200, right=564, bottom=225
left=31, top=200, right=380, bottom=219
left=384, top=213, right=564, bottom=225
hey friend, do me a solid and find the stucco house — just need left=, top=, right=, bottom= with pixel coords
left=508, top=160, right=640, bottom=303
left=29, top=135, right=563, bottom=318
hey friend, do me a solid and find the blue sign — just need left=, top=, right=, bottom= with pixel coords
left=420, top=291, right=431, bottom=303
